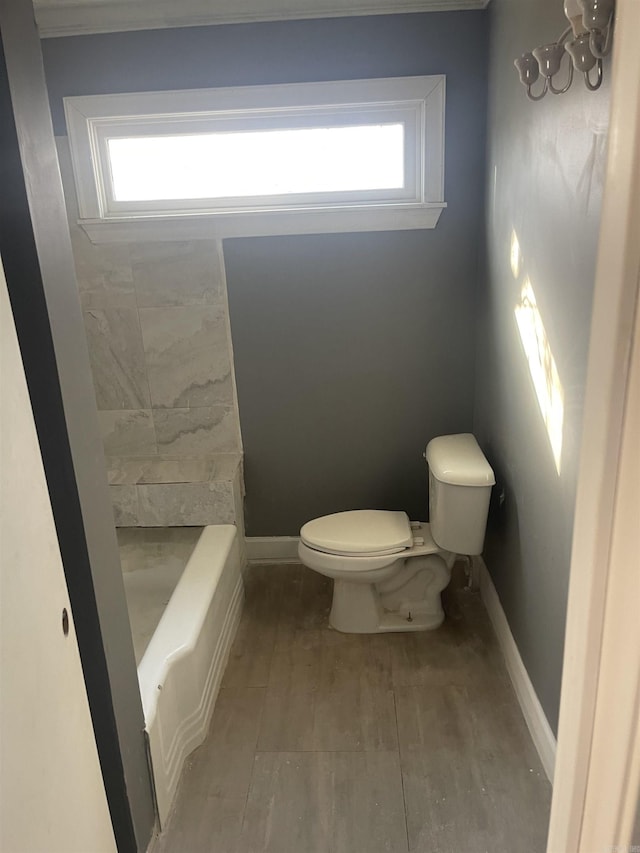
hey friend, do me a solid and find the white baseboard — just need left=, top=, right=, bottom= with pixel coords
left=476, top=557, right=557, bottom=783
left=246, top=536, right=300, bottom=563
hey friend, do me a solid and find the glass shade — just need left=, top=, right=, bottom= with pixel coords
left=565, top=33, right=598, bottom=71
left=533, top=42, right=566, bottom=78
left=514, top=52, right=540, bottom=86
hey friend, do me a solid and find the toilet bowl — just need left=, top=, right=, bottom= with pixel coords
left=298, top=434, right=495, bottom=634
left=299, top=512, right=455, bottom=632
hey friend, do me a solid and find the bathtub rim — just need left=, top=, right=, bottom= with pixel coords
left=134, top=523, right=244, bottom=826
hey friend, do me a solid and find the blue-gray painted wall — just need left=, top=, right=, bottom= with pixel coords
left=475, top=0, right=610, bottom=732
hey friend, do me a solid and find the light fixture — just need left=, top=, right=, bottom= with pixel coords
left=514, top=0, right=614, bottom=101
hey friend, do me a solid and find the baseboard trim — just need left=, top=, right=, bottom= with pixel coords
left=476, top=557, right=557, bottom=783
left=246, top=536, right=300, bottom=563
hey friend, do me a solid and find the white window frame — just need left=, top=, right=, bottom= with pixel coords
left=64, top=76, right=446, bottom=242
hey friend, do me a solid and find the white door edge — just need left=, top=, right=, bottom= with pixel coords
left=547, top=0, right=640, bottom=849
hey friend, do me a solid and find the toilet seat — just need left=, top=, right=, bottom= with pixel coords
left=300, top=509, right=413, bottom=557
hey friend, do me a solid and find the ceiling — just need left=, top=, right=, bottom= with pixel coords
left=35, top=0, right=489, bottom=39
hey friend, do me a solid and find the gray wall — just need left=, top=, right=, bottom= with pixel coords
left=42, top=11, right=489, bottom=537
left=224, top=228, right=482, bottom=535
left=475, top=0, right=610, bottom=732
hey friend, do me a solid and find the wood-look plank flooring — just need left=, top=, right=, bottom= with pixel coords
left=155, top=562, right=551, bottom=852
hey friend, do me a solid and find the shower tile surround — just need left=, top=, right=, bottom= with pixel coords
left=57, top=138, right=244, bottom=528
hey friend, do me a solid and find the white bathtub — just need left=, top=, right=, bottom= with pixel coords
left=136, top=525, right=244, bottom=826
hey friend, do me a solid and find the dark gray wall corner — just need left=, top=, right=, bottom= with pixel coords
left=476, top=0, right=611, bottom=732
left=225, top=226, right=483, bottom=535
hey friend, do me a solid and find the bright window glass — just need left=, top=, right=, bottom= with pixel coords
left=108, top=123, right=404, bottom=202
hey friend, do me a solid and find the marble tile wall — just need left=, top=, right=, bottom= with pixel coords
left=57, top=138, right=244, bottom=528
left=75, top=234, right=240, bottom=461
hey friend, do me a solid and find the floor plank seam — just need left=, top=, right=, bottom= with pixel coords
left=237, top=745, right=260, bottom=847
left=392, top=688, right=411, bottom=853
left=253, top=748, right=400, bottom=754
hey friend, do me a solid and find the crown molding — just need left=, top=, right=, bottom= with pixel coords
left=36, top=0, right=489, bottom=39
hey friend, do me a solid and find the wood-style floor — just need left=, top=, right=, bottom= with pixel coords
left=155, top=562, right=551, bottom=853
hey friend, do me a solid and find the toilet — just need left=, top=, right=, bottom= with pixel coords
left=298, top=433, right=495, bottom=633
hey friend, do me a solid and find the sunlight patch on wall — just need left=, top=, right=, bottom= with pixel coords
left=510, top=229, right=522, bottom=279
left=515, top=277, right=565, bottom=474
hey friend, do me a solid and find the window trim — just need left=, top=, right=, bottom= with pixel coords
left=102, top=111, right=418, bottom=212
left=64, top=76, right=446, bottom=241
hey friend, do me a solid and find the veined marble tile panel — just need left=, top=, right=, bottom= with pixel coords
left=106, top=453, right=241, bottom=485
left=139, top=306, right=233, bottom=408
left=136, top=481, right=236, bottom=526
left=205, top=453, right=242, bottom=481
left=131, top=241, right=222, bottom=307
left=153, top=407, right=239, bottom=456
left=110, top=484, right=139, bottom=526
left=117, top=527, right=202, bottom=573
left=72, top=228, right=136, bottom=309
left=108, top=457, right=213, bottom=486
left=84, top=308, right=151, bottom=410
left=98, top=409, right=157, bottom=457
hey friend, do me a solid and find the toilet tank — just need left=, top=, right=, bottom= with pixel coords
left=426, top=434, right=495, bottom=555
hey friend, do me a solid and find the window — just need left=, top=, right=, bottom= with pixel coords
left=65, top=76, right=446, bottom=240
left=107, top=124, right=405, bottom=201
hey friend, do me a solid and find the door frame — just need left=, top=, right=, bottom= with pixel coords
left=547, top=0, right=640, bottom=848
left=0, top=3, right=156, bottom=850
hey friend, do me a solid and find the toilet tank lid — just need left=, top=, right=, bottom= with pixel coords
left=300, top=510, right=413, bottom=555
left=426, top=434, right=496, bottom=487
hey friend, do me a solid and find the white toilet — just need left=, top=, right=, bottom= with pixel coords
left=298, top=433, right=495, bottom=633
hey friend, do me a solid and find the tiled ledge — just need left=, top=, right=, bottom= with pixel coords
left=107, top=453, right=241, bottom=486
left=108, top=453, right=244, bottom=528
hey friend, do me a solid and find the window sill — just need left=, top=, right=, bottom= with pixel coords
left=79, top=203, right=446, bottom=244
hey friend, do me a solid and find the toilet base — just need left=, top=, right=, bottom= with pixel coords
left=329, top=578, right=445, bottom=634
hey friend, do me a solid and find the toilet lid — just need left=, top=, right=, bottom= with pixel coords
left=300, top=510, right=413, bottom=556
